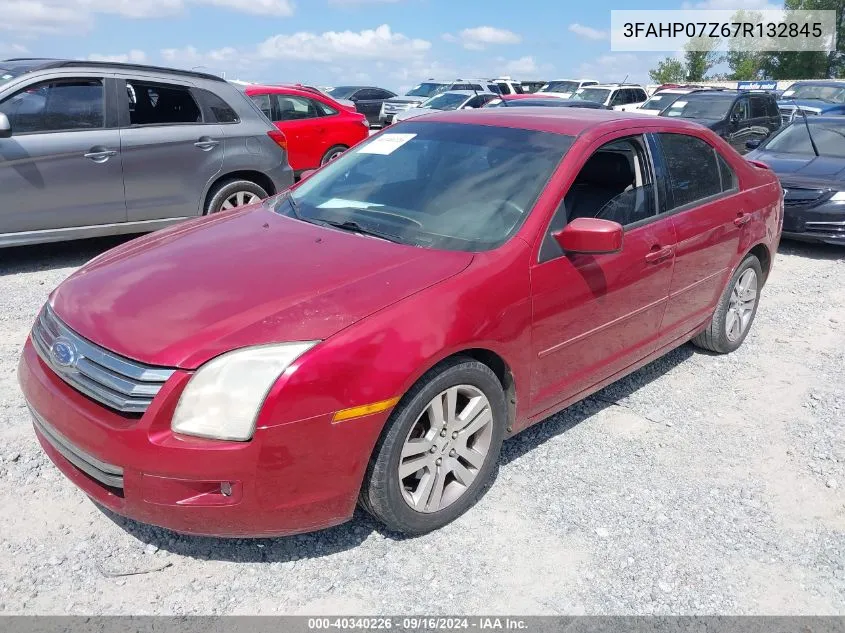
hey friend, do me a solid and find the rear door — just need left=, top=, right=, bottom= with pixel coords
left=0, top=75, right=125, bottom=234
left=651, top=132, right=746, bottom=340
left=270, top=93, right=327, bottom=171
left=118, top=76, right=224, bottom=222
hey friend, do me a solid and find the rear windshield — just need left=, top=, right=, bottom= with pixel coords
left=406, top=83, right=447, bottom=98
left=663, top=95, right=735, bottom=120
left=327, top=86, right=358, bottom=100
left=276, top=121, right=573, bottom=252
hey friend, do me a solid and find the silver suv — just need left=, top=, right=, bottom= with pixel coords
left=0, top=59, right=294, bottom=248
left=379, top=79, right=506, bottom=126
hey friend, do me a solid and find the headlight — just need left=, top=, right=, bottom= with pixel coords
left=831, top=191, right=845, bottom=201
left=171, top=342, right=319, bottom=441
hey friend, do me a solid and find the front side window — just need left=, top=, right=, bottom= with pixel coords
left=127, top=81, right=202, bottom=125
left=276, top=121, right=573, bottom=252
left=657, top=133, right=723, bottom=209
left=0, top=79, right=104, bottom=134
left=274, top=95, right=320, bottom=121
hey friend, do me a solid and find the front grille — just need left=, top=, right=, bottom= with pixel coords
left=779, top=106, right=796, bottom=125
left=806, top=220, right=845, bottom=234
left=30, top=405, right=124, bottom=490
left=31, top=305, right=174, bottom=414
left=783, top=187, right=826, bottom=208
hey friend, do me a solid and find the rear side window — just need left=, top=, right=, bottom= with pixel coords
left=127, top=81, right=202, bottom=125
left=750, top=96, right=768, bottom=118
left=633, top=89, right=647, bottom=102
left=196, top=89, right=239, bottom=123
left=657, top=133, right=723, bottom=209
left=314, top=100, right=338, bottom=116
left=0, top=79, right=104, bottom=133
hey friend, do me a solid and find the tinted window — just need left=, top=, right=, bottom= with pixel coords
left=278, top=122, right=573, bottom=252
left=766, top=98, right=780, bottom=118
left=658, top=133, right=723, bottom=209
left=127, top=81, right=201, bottom=125
left=275, top=95, right=320, bottom=121
left=718, top=154, right=737, bottom=191
left=633, top=89, right=647, bottom=102
left=763, top=120, right=845, bottom=157
left=249, top=94, right=273, bottom=120
left=0, top=80, right=104, bottom=133
left=197, top=89, right=239, bottom=123
left=376, top=89, right=396, bottom=99
left=750, top=96, right=768, bottom=118
left=356, top=89, right=379, bottom=100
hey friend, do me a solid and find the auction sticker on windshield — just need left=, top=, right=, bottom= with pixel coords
left=360, top=133, right=416, bottom=155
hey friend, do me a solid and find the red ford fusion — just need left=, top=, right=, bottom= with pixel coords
left=243, top=84, right=369, bottom=176
left=19, top=108, right=782, bottom=537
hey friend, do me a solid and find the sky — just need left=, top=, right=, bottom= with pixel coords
left=1, top=0, right=780, bottom=93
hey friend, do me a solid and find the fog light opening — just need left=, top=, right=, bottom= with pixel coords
left=220, top=482, right=233, bottom=497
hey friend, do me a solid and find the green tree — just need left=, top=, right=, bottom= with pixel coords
left=685, top=36, right=722, bottom=81
left=726, top=10, right=766, bottom=80
left=649, top=57, right=687, bottom=84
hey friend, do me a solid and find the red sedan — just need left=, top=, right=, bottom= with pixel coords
left=243, top=84, right=369, bottom=175
left=19, top=109, right=782, bottom=537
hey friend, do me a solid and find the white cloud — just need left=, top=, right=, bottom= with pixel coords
left=328, top=0, right=400, bottom=4
left=256, top=24, right=430, bottom=62
left=87, top=49, right=148, bottom=63
left=444, top=26, right=521, bottom=51
left=568, top=23, right=608, bottom=41
left=575, top=53, right=660, bottom=84
left=196, top=0, right=293, bottom=16
left=502, top=56, right=538, bottom=75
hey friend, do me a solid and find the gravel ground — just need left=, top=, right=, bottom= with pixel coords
left=0, top=237, right=842, bottom=615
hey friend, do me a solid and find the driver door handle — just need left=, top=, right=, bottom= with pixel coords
left=83, top=148, right=117, bottom=163
left=734, top=212, right=752, bottom=227
left=194, top=137, right=220, bottom=151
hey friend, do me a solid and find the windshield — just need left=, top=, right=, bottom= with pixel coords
left=327, top=86, right=358, bottom=100
left=273, top=121, right=573, bottom=252
left=0, top=65, right=31, bottom=87
left=663, top=95, right=735, bottom=120
left=786, top=84, right=845, bottom=104
left=640, top=92, right=685, bottom=111
left=763, top=120, right=845, bottom=157
left=540, top=81, right=579, bottom=94
left=420, top=93, right=468, bottom=110
left=572, top=88, right=610, bottom=104
left=406, top=83, right=446, bottom=98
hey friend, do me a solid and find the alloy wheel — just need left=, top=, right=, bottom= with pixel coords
left=398, top=385, right=494, bottom=513
left=726, top=268, right=758, bottom=342
left=219, top=191, right=260, bottom=211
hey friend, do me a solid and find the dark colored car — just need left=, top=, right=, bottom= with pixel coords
left=0, top=58, right=293, bottom=248
left=20, top=108, right=781, bottom=538
left=485, top=96, right=606, bottom=108
left=327, top=86, right=397, bottom=127
left=661, top=90, right=781, bottom=154
left=747, top=116, right=845, bottom=245
left=778, top=80, right=845, bottom=124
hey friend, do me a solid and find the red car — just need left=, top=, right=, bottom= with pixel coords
left=19, top=109, right=782, bottom=537
left=243, top=84, right=369, bottom=175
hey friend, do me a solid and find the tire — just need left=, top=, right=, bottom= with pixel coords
left=360, top=357, right=507, bottom=535
left=205, top=179, right=268, bottom=215
left=692, top=254, right=763, bottom=354
left=321, top=145, right=348, bottom=166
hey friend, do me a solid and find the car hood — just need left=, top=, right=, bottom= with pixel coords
left=385, top=97, right=426, bottom=106
left=50, top=207, right=473, bottom=369
left=748, top=150, right=845, bottom=181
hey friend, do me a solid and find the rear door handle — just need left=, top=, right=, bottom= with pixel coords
left=734, top=212, right=752, bottom=227
left=83, top=149, right=117, bottom=163
left=194, top=137, right=220, bottom=151
left=645, top=246, right=674, bottom=264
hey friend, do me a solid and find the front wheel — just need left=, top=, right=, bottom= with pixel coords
left=360, top=358, right=507, bottom=535
left=205, top=180, right=268, bottom=215
left=692, top=254, right=763, bottom=354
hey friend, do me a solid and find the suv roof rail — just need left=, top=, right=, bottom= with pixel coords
left=5, top=58, right=227, bottom=82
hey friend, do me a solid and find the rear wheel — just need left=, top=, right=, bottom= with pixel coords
left=360, top=358, right=507, bottom=535
left=205, top=180, right=268, bottom=215
left=692, top=254, right=763, bottom=354
left=321, top=145, right=348, bottom=166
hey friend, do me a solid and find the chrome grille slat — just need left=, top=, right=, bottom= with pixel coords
left=31, top=305, right=174, bottom=414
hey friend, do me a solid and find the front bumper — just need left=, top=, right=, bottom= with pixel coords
left=19, top=339, right=387, bottom=537
left=782, top=201, right=845, bottom=246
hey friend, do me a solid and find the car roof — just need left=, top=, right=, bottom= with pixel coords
left=1, top=58, right=225, bottom=82
left=243, top=84, right=330, bottom=99
left=436, top=90, right=493, bottom=96
left=587, top=84, right=645, bottom=89
left=415, top=107, right=706, bottom=136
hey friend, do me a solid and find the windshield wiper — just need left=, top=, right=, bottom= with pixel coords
left=318, top=219, right=402, bottom=244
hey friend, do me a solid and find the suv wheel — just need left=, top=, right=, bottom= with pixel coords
left=205, top=180, right=268, bottom=215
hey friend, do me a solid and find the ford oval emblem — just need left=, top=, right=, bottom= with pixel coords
left=50, top=338, right=78, bottom=369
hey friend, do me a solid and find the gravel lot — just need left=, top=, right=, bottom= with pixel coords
left=0, top=237, right=842, bottom=615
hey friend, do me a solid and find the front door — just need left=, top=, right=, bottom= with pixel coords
left=0, top=76, right=125, bottom=234
left=118, top=77, right=224, bottom=222
left=272, top=94, right=328, bottom=171
left=530, top=133, right=677, bottom=416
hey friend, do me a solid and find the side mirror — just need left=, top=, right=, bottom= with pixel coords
left=553, top=218, right=623, bottom=254
left=0, top=113, right=11, bottom=139
left=745, top=138, right=762, bottom=150
left=300, top=169, right=317, bottom=181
